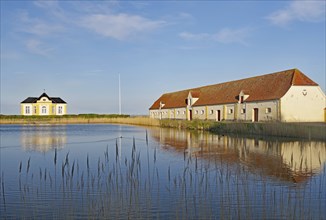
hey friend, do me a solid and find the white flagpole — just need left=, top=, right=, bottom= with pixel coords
left=119, top=74, right=121, bottom=115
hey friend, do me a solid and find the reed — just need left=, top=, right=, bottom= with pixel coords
left=1, top=135, right=325, bottom=219
left=160, top=119, right=326, bottom=141
left=0, top=114, right=160, bottom=127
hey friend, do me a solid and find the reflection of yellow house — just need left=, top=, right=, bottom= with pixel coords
left=20, top=92, right=67, bottom=116
left=21, top=125, right=67, bottom=153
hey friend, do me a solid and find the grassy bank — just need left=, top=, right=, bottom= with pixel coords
left=0, top=114, right=160, bottom=127
left=160, top=119, right=326, bottom=141
left=1, top=115, right=325, bottom=140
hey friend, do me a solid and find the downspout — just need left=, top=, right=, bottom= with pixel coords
left=278, top=99, right=281, bottom=121
left=205, top=106, right=208, bottom=120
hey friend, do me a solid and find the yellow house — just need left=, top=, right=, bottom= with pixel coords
left=20, top=92, right=67, bottom=116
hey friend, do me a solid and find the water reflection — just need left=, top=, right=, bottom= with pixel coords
left=149, top=128, right=326, bottom=183
left=20, top=125, right=66, bottom=152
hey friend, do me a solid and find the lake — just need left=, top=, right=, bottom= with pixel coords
left=1, top=124, right=325, bottom=219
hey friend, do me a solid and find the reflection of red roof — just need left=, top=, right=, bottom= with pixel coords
left=149, top=69, right=318, bottom=110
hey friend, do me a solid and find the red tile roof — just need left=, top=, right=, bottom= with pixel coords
left=149, top=69, right=318, bottom=110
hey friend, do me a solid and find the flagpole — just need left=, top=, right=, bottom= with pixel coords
left=119, top=74, right=121, bottom=115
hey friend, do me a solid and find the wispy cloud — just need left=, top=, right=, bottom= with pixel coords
left=25, top=39, right=53, bottom=56
left=18, top=11, right=65, bottom=36
left=179, top=27, right=251, bottom=45
left=179, top=32, right=210, bottom=41
left=33, top=0, right=65, bottom=19
left=267, top=0, right=326, bottom=26
left=80, top=13, right=166, bottom=40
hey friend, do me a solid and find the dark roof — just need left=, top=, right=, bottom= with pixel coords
left=149, top=69, right=318, bottom=110
left=21, top=93, right=66, bottom=104
left=51, top=97, right=66, bottom=104
left=21, top=97, right=38, bottom=103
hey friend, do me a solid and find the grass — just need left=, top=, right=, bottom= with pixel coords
left=0, top=114, right=160, bottom=126
left=160, top=119, right=326, bottom=141
left=1, top=114, right=325, bottom=140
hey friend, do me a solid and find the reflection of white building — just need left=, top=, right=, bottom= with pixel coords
left=150, top=128, right=326, bottom=182
left=21, top=125, right=66, bottom=153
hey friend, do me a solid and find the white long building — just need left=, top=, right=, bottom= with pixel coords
left=149, top=69, right=325, bottom=122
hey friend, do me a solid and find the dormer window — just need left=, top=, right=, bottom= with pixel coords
left=43, top=98, right=46, bottom=101
left=238, top=91, right=249, bottom=103
left=159, top=101, right=165, bottom=109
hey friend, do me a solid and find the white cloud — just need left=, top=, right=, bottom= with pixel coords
left=267, top=0, right=326, bottom=26
left=179, top=27, right=251, bottom=45
left=25, top=39, right=53, bottom=56
left=80, top=13, right=165, bottom=40
left=33, top=0, right=66, bottom=20
left=18, top=11, right=65, bottom=36
left=179, top=32, right=210, bottom=41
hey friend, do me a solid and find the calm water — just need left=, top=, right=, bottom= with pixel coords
left=0, top=124, right=325, bottom=219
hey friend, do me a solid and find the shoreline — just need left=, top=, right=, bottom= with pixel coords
left=0, top=116, right=160, bottom=127
left=1, top=116, right=325, bottom=141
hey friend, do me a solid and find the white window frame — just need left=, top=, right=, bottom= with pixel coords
left=266, top=108, right=272, bottom=114
left=58, top=106, right=63, bottom=114
left=25, top=106, right=30, bottom=114
left=42, top=106, right=47, bottom=114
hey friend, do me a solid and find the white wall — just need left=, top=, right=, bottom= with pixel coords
left=206, top=106, right=224, bottom=121
left=192, top=106, right=207, bottom=120
left=149, top=108, right=187, bottom=120
left=280, top=86, right=325, bottom=122
left=245, top=100, right=278, bottom=121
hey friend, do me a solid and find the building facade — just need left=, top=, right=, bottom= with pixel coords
left=21, top=92, right=67, bottom=116
left=149, top=69, right=326, bottom=122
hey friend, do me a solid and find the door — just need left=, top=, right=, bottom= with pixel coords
left=189, top=110, right=193, bottom=120
left=216, top=110, right=221, bottom=121
left=253, top=108, right=259, bottom=122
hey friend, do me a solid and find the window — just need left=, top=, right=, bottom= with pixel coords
left=183, top=111, right=185, bottom=115
left=52, top=106, right=55, bottom=114
left=241, top=109, right=246, bottom=114
left=177, top=111, right=179, bottom=115
left=228, top=108, right=233, bottom=114
left=42, top=106, right=47, bottom=114
left=201, top=110, right=205, bottom=115
left=58, top=106, right=63, bottom=114
left=210, top=110, right=214, bottom=115
left=34, top=106, right=37, bottom=114
left=43, top=98, right=46, bottom=101
left=25, top=106, right=30, bottom=114
left=266, top=108, right=272, bottom=114
left=195, top=110, right=198, bottom=115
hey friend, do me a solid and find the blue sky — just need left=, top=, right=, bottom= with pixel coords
left=1, top=0, right=325, bottom=115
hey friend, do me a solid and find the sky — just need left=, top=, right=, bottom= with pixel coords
left=1, top=0, right=325, bottom=115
